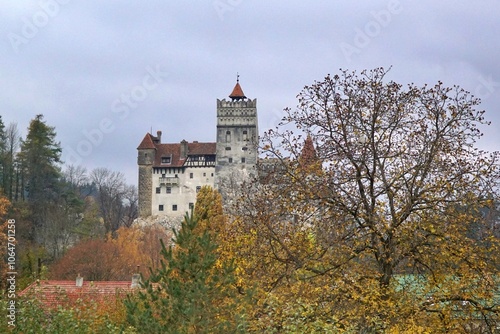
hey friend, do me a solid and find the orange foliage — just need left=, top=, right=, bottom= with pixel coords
left=50, top=225, right=171, bottom=281
left=0, top=196, right=12, bottom=290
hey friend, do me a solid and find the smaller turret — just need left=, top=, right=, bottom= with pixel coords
left=229, top=74, right=246, bottom=101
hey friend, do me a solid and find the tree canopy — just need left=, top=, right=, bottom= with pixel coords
left=233, top=67, right=500, bottom=332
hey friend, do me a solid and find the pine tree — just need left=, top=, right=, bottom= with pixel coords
left=19, top=114, right=61, bottom=201
left=125, top=211, right=248, bottom=334
left=18, top=114, right=62, bottom=242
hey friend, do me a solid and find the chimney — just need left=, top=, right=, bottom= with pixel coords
left=76, top=274, right=83, bottom=287
left=156, top=131, right=162, bottom=144
left=180, top=139, right=188, bottom=159
left=131, top=274, right=141, bottom=288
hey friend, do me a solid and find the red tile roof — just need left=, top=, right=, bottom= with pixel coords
left=137, top=133, right=157, bottom=149
left=154, top=142, right=216, bottom=167
left=229, top=82, right=246, bottom=100
left=19, top=280, right=136, bottom=308
left=138, top=131, right=216, bottom=167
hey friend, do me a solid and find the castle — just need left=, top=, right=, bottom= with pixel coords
left=137, top=79, right=259, bottom=220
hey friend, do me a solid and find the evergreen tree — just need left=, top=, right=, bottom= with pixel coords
left=18, top=114, right=62, bottom=241
left=125, top=211, right=248, bottom=334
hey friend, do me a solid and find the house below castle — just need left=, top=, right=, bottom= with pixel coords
left=137, top=79, right=259, bottom=221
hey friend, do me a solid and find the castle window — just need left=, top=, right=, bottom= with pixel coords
left=211, top=173, right=214, bottom=177
left=156, top=187, right=161, bottom=194
left=161, top=156, right=171, bottom=164
left=228, top=158, right=233, bottom=163
left=159, top=205, right=164, bottom=211
left=190, top=172, right=193, bottom=179
left=189, top=202, right=194, bottom=210
left=241, top=158, right=246, bottom=163
left=196, top=186, right=201, bottom=193
left=172, top=205, right=177, bottom=211
left=243, top=130, right=248, bottom=141
left=166, top=187, right=171, bottom=194
left=226, top=131, right=231, bottom=142
left=242, top=147, right=248, bottom=151
left=203, top=172, right=206, bottom=177
left=225, top=147, right=231, bottom=150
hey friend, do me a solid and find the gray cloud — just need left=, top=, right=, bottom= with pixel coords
left=1, top=0, right=499, bottom=185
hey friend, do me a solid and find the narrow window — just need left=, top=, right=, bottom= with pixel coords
left=196, top=186, right=201, bottom=193
left=203, top=172, right=206, bottom=177
left=189, top=202, right=194, bottom=210
left=243, top=130, right=248, bottom=141
left=190, top=172, right=193, bottom=179
left=156, top=187, right=161, bottom=194
left=166, top=187, right=171, bottom=194
left=226, top=130, right=231, bottom=142
left=241, top=157, right=246, bottom=163
left=228, top=158, right=233, bottom=163
left=172, top=204, right=177, bottom=211
left=159, top=205, right=164, bottom=211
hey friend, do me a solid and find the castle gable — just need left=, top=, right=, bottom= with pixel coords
left=153, top=142, right=216, bottom=167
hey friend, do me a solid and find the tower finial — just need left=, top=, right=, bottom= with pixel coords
left=229, top=74, right=246, bottom=101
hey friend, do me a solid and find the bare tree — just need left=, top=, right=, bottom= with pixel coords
left=90, top=167, right=137, bottom=233
left=121, top=185, right=138, bottom=228
left=3, top=123, right=20, bottom=200
left=63, top=165, right=89, bottom=192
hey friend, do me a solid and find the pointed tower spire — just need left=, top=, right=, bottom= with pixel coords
left=229, top=73, right=246, bottom=101
left=299, top=134, right=321, bottom=171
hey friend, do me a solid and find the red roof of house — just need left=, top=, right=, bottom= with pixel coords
left=19, top=280, right=136, bottom=308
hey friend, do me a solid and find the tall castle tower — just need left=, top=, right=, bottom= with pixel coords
left=137, top=132, right=159, bottom=218
left=215, top=77, right=259, bottom=192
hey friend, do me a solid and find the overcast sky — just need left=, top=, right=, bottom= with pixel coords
left=1, top=1, right=499, bottom=186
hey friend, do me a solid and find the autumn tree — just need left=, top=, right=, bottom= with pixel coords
left=126, top=208, right=248, bottom=334
left=194, top=185, right=226, bottom=236
left=49, top=225, right=168, bottom=281
left=0, top=195, right=11, bottom=291
left=235, top=68, right=500, bottom=332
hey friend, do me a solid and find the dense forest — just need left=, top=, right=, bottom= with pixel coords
left=0, top=114, right=145, bottom=289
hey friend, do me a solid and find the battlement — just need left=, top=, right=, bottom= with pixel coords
left=217, top=98, right=257, bottom=108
